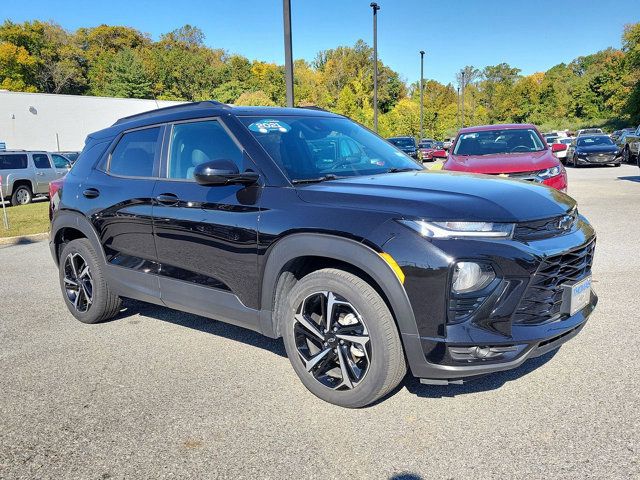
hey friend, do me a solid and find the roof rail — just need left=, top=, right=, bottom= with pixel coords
left=112, top=100, right=227, bottom=126
left=299, top=105, right=328, bottom=112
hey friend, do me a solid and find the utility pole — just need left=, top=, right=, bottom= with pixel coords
left=419, top=50, right=425, bottom=141
left=461, top=70, right=466, bottom=128
left=370, top=2, right=380, bottom=132
left=283, top=0, right=294, bottom=107
left=456, top=86, right=460, bottom=128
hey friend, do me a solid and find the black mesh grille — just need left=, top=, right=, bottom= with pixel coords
left=513, top=239, right=595, bottom=325
left=513, top=211, right=578, bottom=241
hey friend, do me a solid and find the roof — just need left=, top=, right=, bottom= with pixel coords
left=86, top=101, right=341, bottom=140
left=458, top=123, right=537, bottom=134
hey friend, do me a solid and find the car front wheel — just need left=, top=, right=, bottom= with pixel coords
left=282, top=268, right=406, bottom=408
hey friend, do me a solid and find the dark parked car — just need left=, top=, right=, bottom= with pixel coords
left=58, top=151, right=80, bottom=163
left=387, top=136, right=417, bottom=158
left=565, top=135, right=621, bottom=167
left=49, top=102, right=598, bottom=407
left=616, top=125, right=640, bottom=165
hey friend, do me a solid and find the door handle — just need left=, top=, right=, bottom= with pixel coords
left=156, top=193, right=180, bottom=206
left=36, top=172, right=45, bottom=176
left=82, top=188, right=100, bottom=199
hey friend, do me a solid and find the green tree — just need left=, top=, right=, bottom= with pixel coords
left=101, top=48, right=152, bottom=98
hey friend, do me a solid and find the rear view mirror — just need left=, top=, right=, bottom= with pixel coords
left=551, top=143, right=567, bottom=153
left=194, top=159, right=259, bottom=186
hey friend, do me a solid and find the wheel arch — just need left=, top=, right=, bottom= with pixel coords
left=258, top=233, right=418, bottom=339
left=10, top=178, right=35, bottom=196
left=50, top=210, right=106, bottom=267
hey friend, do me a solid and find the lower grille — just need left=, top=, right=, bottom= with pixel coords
left=585, top=153, right=616, bottom=163
left=513, top=239, right=595, bottom=324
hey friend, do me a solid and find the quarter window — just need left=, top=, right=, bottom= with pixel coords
left=168, top=120, right=244, bottom=180
left=109, top=127, right=161, bottom=177
left=33, top=154, right=52, bottom=169
left=0, top=154, right=28, bottom=170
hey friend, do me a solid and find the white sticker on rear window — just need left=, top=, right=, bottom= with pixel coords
left=247, top=119, right=291, bottom=134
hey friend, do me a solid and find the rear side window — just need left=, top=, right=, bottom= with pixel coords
left=168, top=120, right=244, bottom=180
left=0, top=154, right=28, bottom=170
left=109, top=127, right=161, bottom=177
left=33, top=154, right=52, bottom=169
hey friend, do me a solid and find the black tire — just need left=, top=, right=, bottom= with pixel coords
left=281, top=268, right=406, bottom=408
left=613, top=163, right=621, bottom=167
left=58, top=238, right=121, bottom=324
left=10, top=184, right=32, bottom=206
left=623, top=147, right=630, bottom=164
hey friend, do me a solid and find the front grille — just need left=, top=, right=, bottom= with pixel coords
left=585, top=153, right=616, bottom=163
left=513, top=239, right=595, bottom=325
left=514, top=210, right=578, bottom=241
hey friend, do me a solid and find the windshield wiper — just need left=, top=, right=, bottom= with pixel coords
left=291, top=174, right=340, bottom=184
left=386, top=167, right=420, bottom=173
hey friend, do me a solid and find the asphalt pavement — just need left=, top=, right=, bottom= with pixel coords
left=1, top=164, right=639, bottom=479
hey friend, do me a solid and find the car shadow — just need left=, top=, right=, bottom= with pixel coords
left=115, top=299, right=287, bottom=358
left=617, top=175, right=640, bottom=183
left=401, top=349, right=558, bottom=399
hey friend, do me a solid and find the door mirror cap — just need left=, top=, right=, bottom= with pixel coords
left=193, top=159, right=259, bottom=186
left=551, top=143, right=567, bottom=153
left=432, top=149, right=447, bottom=159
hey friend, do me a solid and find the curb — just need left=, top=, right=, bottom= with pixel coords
left=0, top=232, right=48, bottom=246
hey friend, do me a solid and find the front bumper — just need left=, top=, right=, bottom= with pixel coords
left=403, top=290, right=596, bottom=383
left=576, top=154, right=619, bottom=164
left=382, top=214, right=598, bottom=384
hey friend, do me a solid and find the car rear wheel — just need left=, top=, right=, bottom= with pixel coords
left=623, top=147, right=630, bottom=164
left=11, top=185, right=32, bottom=206
left=282, top=268, right=406, bottom=408
left=59, top=239, right=121, bottom=324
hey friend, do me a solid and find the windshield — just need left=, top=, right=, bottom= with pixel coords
left=240, top=116, right=422, bottom=181
left=418, top=142, right=433, bottom=148
left=388, top=138, right=415, bottom=148
left=453, top=128, right=545, bottom=156
left=577, top=136, right=614, bottom=146
left=560, top=138, right=573, bottom=145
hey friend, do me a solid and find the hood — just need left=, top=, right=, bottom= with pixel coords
left=295, top=170, right=575, bottom=223
left=445, top=150, right=558, bottom=174
left=576, top=145, right=619, bottom=153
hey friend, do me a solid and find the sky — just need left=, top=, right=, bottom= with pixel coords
left=5, top=0, right=640, bottom=86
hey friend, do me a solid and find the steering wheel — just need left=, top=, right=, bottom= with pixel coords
left=510, top=145, right=529, bottom=152
left=327, top=155, right=361, bottom=171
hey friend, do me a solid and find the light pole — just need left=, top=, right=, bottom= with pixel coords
left=370, top=2, right=380, bottom=132
left=419, top=50, right=425, bottom=141
left=460, top=70, right=466, bottom=128
left=283, top=0, right=294, bottom=107
left=456, top=86, right=460, bottom=128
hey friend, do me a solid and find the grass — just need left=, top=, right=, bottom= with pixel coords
left=0, top=200, right=49, bottom=238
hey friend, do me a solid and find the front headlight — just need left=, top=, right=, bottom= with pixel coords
left=537, top=166, right=561, bottom=179
left=398, top=220, right=514, bottom=239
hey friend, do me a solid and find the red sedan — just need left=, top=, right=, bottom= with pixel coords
left=442, top=124, right=568, bottom=191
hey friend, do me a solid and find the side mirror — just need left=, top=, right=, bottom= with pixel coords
left=194, top=159, right=259, bottom=186
left=432, top=149, right=447, bottom=159
left=551, top=143, right=567, bottom=153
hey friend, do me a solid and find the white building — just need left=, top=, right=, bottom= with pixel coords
left=0, top=90, right=184, bottom=151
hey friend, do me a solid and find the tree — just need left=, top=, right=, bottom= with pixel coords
left=0, top=41, right=37, bottom=91
left=100, top=48, right=152, bottom=98
left=234, top=90, right=276, bottom=106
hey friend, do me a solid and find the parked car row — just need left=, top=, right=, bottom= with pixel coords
left=0, top=150, right=76, bottom=206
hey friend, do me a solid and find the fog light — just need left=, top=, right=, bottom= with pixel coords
left=452, top=262, right=495, bottom=293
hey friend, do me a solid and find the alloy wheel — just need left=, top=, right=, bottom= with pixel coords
left=293, top=291, right=371, bottom=390
left=63, top=252, right=94, bottom=312
left=16, top=188, right=30, bottom=204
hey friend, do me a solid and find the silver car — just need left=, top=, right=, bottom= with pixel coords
left=0, top=151, right=70, bottom=206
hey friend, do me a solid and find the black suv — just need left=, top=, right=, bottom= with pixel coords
left=50, top=102, right=597, bottom=407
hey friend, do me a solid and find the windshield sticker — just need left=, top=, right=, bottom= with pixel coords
left=248, top=119, right=291, bottom=134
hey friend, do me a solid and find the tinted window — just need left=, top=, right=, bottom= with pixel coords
left=109, top=127, right=160, bottom=177
left=240, top=116, right=421, bottom=181
left=168, top=120, right=243, bottom=180
left=577, top=136, right=614, bottom=146
left=52, top=154, right=70, bottom=168
left=0, top=154, right=28, bottom=170
left=388, top=138, right=416, bottom=148
left=33, top=153, right=51, bottom=169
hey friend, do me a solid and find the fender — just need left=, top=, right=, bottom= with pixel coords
left=49, top=210, right=106, bottom=266
left=6, top=174, right=35, bottom=196
left=258, top=232, right=419, bottom=339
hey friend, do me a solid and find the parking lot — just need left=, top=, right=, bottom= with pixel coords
left=0, top=164, right=638, bottom=479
